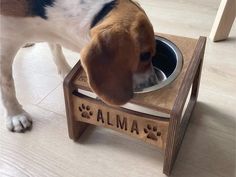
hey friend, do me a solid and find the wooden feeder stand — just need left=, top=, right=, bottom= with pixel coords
left=63, top=33, right=206, bottom=176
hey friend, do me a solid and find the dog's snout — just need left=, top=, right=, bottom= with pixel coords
left=133, top=67, right=159, bottom=91
left=149, top=73, right=159, bottom=85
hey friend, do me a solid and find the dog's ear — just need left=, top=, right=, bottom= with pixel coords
left=81, top=29, right=138, bottom=105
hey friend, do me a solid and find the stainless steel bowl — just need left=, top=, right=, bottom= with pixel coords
left=135, top=36, right=183, bottom=93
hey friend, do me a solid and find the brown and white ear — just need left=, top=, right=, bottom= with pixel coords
left=81, top=30, right=137, bottom=106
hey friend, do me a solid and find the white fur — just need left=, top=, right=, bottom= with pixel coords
left=0, top=0, right=114, bottom=132
left=133, top=66, right=159, bottom=91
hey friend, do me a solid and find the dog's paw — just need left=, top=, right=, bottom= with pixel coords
left=6, top=112, right=32, bottom=132
left=58, top=65, right=71, bottom=79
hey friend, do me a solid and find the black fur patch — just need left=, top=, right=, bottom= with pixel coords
left=91, top=0, right=117, bottom=28
left=31, top=0, right=55, bottom=19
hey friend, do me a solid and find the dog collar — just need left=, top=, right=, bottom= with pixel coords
left=91, top=0, right=117, bottom=28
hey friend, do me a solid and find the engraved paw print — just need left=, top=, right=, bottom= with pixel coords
left=144, top=124, right=161, bottom=141
left=79, top=104, right=93, bottom=119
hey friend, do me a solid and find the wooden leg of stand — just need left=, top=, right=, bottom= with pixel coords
left=175, top=58, right=203, bottom=152
left=64, top=79, right=89, bottom=141
left=163, top=37, right=206, bottom=176
left=63, top=61, right=91, bottom=141
left=163, top=61, right=202, bottom=176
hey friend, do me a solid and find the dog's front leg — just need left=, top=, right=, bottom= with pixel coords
left=0, top=42, right=32, bottom=132
left=48, top=43, right=71, bottom=79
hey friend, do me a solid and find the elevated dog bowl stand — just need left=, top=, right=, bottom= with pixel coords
left=63, top=33, right=206, bottom=176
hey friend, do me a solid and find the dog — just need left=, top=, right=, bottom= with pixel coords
left=0, top=0, right=157, bottom=132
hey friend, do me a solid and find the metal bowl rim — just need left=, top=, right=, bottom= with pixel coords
left=134, top=36, right=183, bottom=94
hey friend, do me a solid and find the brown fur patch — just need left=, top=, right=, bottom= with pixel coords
left=81, top=28, right=136, bottom=105
left=82, top=0, right=155, bottom=105
left=0, top=0, right=31, bottom=17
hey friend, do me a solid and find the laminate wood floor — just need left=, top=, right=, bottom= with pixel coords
left=1, top=0, right=235, bottom=177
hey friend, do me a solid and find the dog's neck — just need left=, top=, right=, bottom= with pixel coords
left=44, top=0, right=117, bottom=50
left=90, top=0, right=117, bottom=28
left=1, top=0, right=125, bottom=52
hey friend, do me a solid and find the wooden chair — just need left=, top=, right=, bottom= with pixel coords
left=210, top=0, right=236, bottom=42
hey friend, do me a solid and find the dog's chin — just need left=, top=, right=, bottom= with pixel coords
left=133, top=67, right=159, bottom=92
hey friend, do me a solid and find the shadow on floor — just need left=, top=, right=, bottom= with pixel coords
left=73, top=102, right=236, bottom=177
left=172, top=102, right=236, bottom=177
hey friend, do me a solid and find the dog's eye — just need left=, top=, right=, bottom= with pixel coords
left=140, top=52, right=151, bottom=62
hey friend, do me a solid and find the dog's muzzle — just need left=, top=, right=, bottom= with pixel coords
left=133, top=66, right=159, bottom=92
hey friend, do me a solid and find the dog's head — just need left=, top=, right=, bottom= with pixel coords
left=81, top=0, right=156, bottom=105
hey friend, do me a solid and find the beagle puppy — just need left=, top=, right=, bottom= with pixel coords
left=0, top=0, right=157, bottom=132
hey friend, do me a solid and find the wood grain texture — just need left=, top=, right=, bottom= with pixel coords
left=64, top=61, right=90, bottom=140
left=163, top=37, right=206, bottom=175
left=72, top=94, right=169, bottom=149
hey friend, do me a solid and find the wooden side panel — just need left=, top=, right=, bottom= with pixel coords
left=163, top=36, right=207, bottom=176
left=72, top=95, right=169, bottom=150
left=63, top=61, right=90, bottom=140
